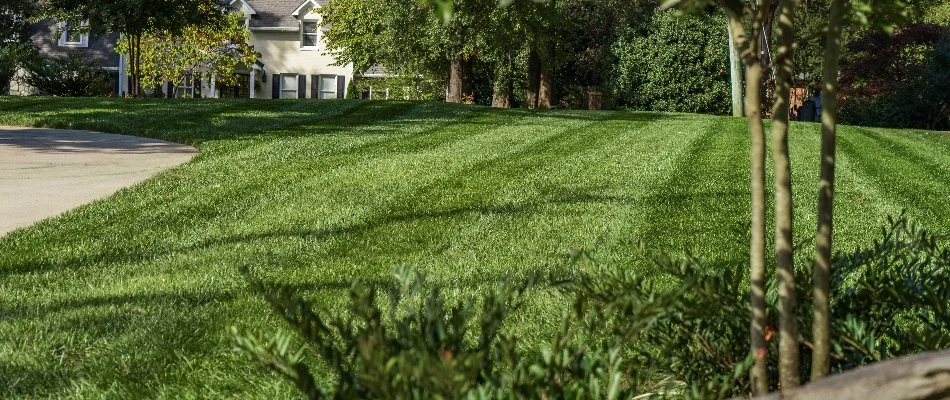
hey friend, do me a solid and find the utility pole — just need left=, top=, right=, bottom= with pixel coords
left=728, top=22, right=744, bottom=117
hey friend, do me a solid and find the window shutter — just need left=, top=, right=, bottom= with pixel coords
left=272, top=73, right=281, bottom=99
left=311, top=75, right=318, bottom=99
left=193, top=77, right=201, bottom=98
left=298, top=75, right=306, bottom=99
left=336, top=76, right=345, bottom=99
left=166, top=82, right=173, bottom=99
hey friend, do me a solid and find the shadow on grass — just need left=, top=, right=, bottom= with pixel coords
left=1, top=184, right=743, bottom=280
left=0, top=128, right=197, bottom=154
left=0, top=288, right=238, bottom=319
left=0, top=98, right=674, bottom=147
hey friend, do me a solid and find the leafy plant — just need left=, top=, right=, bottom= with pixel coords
left=839, top=25, right=950, bottom=130
left=22, top=53, right=113, bottom=97
left=609, top=10, right=730, bottom=114
left=233, top=268, right=535, bottom=399
left=826, top=213, right=950, bottom=366
left=234, top=214, right=948, bottom=398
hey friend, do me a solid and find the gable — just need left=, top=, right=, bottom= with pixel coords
left=244, top=0, right=328, bottom=29
left=229, top=0, right=257, bottom=16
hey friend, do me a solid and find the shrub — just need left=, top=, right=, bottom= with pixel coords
left=347, top=75, right=445, bottom=101
left=234, top=214, right=949, bottom=398
left=608, top=10, right=730, bottom=115
left=0, top=43, right=35, bottom=94
left=825, top=214, right=950, bottom=366
left=839, top=25, right=950, bottom=130
left=21, top=53, right=113, bottom=97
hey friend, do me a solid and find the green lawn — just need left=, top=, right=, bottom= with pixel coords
left=0, top=98, right=948, bottom=398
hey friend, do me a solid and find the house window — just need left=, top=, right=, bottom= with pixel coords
left=176, top=75, right=195, bottom=98
left=319, top=75, right=337, bottom=99
left=58, top=20, right=89, bottom=47
left=281, top=74, right=299, bottom=99
left=301, top=20, right=320, bottom=49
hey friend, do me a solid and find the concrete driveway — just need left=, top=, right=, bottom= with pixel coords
left=0, top=126, right=198, bottom=236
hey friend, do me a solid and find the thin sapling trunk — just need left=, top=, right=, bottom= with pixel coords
left=769, top=0, right=800, bottom=389
left=812, top=0, right=846, bottom=381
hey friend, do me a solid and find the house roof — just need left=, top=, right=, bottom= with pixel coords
left=244, top=0, right=325, bottom=29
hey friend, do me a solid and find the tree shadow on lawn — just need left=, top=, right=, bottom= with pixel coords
left=1, top=187, right=748, bottom=279
left=0, top=128, right=198, bottom=155
left=0, top=264, right=535, bottom=397
left=1, top=287, right=239, bottom=319
left=2, top=99, right=676, bottom=148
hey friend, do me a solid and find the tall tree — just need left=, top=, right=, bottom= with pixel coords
left=810, top=0, right=931, bottom=380
left=323, top=0, right=493, bottom=103
left=0, top=0, right=38, bottom=92
left=810, top=0, right=845, bottom=381
left=123, top=9, right=257, bottom=96
left=701, top=1, right=772, bottom=391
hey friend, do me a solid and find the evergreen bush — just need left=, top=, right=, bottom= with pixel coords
left=234, top=214, right=948, bottom=398
left=608, top=11, right=730, bottom=115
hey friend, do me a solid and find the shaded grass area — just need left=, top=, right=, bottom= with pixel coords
left=0, top=97, right=948, bottom=398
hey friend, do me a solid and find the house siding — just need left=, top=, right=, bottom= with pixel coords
left=249, top=30, right=352, bottom=99
left=10, top=4, right=356, bottom=99
left=29, top=22, right=121, bottom=69
left=6, top=22, right=122, bottom=96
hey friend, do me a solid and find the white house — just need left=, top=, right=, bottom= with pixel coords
left=227, top=0, right=354, bottom=99
left=9, top=0, right=354, bottom=99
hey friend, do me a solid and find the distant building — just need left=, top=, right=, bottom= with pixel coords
left=7, top=21, right=122, bottom=96
left=8, top=0, right=362, bottom=99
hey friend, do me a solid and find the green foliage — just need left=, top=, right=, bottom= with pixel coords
left=236, top=214, right=949, bottom=398
left=115, top=10, right=258, bottom=90
left=21, top=53, right=113, bottom=97
left=839, top=27, right=949, bottom=130
left=0, top=43, right=35, bottom=93
left=0, top=0, right=37, bottom=92
left=609, top=10, right=730, bottom=114
left=322, top=0, right=444, bottom=75
left=232, top=250, right=758, bottom=398
left=41, top=0, right=222, bottom=37
left=347, top=76, right=445, bottom=101
left=826, top=212, right=950, bottom=365
left=321, top=0, right=498, bottom=85
left=234, top=268, right=536, bottom=399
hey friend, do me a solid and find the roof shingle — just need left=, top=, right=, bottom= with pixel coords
left=245, top=0, right=325, bottom=28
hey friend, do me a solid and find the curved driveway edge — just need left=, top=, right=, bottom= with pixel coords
left=0, top=126, right=198, bottom=236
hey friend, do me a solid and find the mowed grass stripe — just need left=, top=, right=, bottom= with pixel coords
left=638, top=117, right=751, bottom=266
left=0, top=103, right=471, bottom=279
left=241, top=110, right=606, bottom=286
left=838, top=126, right=950, bottom=227
left=3, top=108, right=592, bottom=317
left=1, top=98, right=948, bottom=398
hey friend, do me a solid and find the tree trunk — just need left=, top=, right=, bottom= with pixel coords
left=461, top=57, right=474, bottom=103
left=746, top=49, right=770, bottom=400
left=538, top=51, right=554, bottom=109
left=447, top=58, right=464, bottom=103
left=491, top=53, right=513, bottom=108
left=526, top=47, right=540, bottom=109
left=133, top=33, right=142, bottom=97
left=812, top=0, right=846, bottom=381
left=727, top=12, right=769, bottom=394
left=769, top=0, right=800, bottom=389
left=728, top=22, right=744, bottom=117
